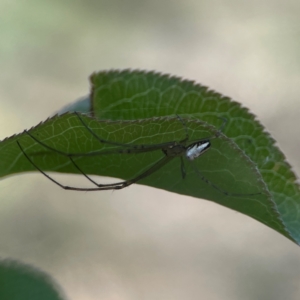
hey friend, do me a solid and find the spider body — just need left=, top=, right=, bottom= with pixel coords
left=185, top=141, right=210, bottom=161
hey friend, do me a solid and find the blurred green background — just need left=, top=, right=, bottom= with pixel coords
left=1, top=1, right=300, bottom=299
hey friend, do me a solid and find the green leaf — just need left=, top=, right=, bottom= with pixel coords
left=91, top=70, right=300, bottom=244
left=0, top=113, right=291, bottom=243
left=1, top=70, right=299, bottom=244
left=0, top=259, right=66, bottom=300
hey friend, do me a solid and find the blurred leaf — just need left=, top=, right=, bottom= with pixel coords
left=1, top=70, right=299, bottom=244
left=0, top=259, right=66, bottom=300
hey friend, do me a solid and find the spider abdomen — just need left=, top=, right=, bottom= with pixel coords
left=185, top=141, right=210, bottom=161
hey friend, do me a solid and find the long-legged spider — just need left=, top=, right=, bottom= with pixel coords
left=17, top=112, right=260, bottom=196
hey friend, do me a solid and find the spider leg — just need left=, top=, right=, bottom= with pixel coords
left=18, top=114, right=190, bottom=190
left=24, top=113, right=192, bottom=158
left=24, top=129, right=178, bottom=157
left=217, top=117, right=227, bottom=134
left=68, top=154, right=173, bottom=190
left=113, top=155, right=174, bottom=189
left=189, top=160, right=261, bottom=197
left=77, top=112, right=190, bottom=148
left=175, top=114, right=189, bottom=143
left=17, top=140, right=174, bottom=191
left=76, top=111, right=192, bottom=153
left=17, top=140, right=90, bottom=191
left=74, top=111, right=139, bottom=148
left=17, top=139, right=137, bottom=190
left=180, top=156, right=186, bottom=179
left=68, top=156, right=106, bottom=187
left=181, top=116, right=228, bottom=145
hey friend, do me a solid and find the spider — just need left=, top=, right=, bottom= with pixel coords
left=17, top=112, right=260, bottom=197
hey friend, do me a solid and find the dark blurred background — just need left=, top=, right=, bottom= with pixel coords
left=1, top=1, right=300, bottom=299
